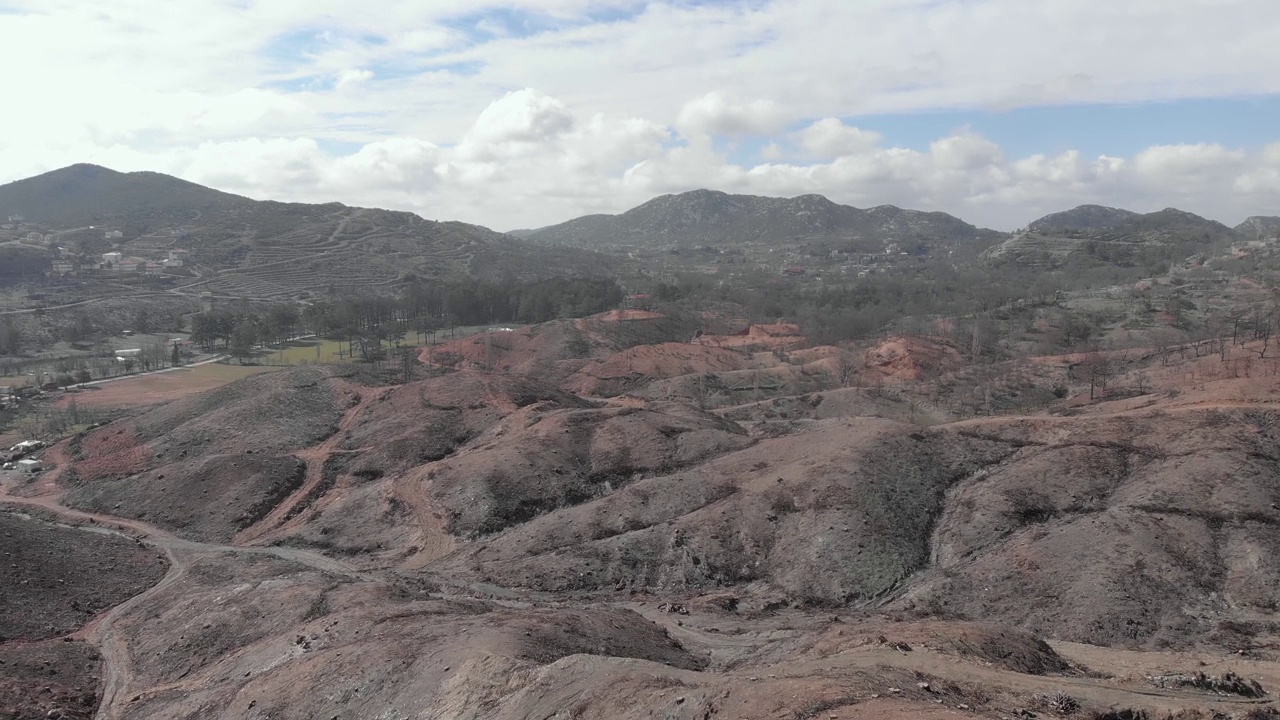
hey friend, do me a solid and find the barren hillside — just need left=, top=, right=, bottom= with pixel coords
left=10, top=313, right=1280, bottom=718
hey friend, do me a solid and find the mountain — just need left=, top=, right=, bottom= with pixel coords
left=986, top=206, right=1240, bottom=269
left=1026, top=204, right=1140, bottom=234
left=0, top=164, right=249, bottom=227
left=527, top=189, right=1002, bottom=257
left=0, top=165, right=613, bottom=299
left=1235, top=215, right=1280, bottom=240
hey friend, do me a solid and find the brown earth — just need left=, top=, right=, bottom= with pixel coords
left=52, top=364, right=283, bottom=411
left=0, top=640, right=102, bottom=720
left=15, top=318, right=1280, bottom=718
left=419, top=309, right=709, bottom=379
left=691, top=322, right=809, bottom=352
left=863, top=335, right=965, bottom=382
left=0, top=512, right=167, bottom=641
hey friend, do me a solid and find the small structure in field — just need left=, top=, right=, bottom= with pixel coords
left=16, top=458, right=42, bottom=474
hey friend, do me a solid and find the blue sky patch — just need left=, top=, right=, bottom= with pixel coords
left=838, top=95, right=1280, bottom=159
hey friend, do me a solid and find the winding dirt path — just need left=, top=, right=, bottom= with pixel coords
left=633, top=604, right=1280, bottom=716
left=0, top=455, right=378, bottom=719
left=233, top=381, right=389, bottom=545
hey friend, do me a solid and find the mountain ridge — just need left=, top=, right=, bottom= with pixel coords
left=526, top=188, right=1004, bottom=257
left=0, top=164, right=614, bottom=299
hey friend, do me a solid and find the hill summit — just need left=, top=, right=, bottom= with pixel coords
left=0, top=164, right=251, bottom=227
left=987, top=205, right=1240, bottom=269
left=526, top=188, right=1002, bottom=256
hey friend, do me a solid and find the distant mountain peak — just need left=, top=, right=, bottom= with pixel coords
left=527, top=189, right=999, bottom=256
left=1027, top=204, right=1139, bottom=233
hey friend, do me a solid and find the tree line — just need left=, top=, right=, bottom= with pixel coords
left=189, top=277, right=625, bottom=362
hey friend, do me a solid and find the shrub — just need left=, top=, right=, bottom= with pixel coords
left=1003, top=487, right=1058, bottom=524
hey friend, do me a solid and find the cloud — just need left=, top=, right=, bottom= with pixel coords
left=794, top=119, right=883, bottom=158
left=334, top=69, right=375, bottom=90
left=676, top=92, right=789, bottom=137
left=0, top=1, right=1277, bottom=231
left=456, top=88, right=575, bottom=160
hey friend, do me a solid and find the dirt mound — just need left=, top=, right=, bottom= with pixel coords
left=0, top=513, right=167, bottom=641
left=340, top=372, right=593, bottom=473
left=595, top=309, right=665, bottom=322
left=898, top=408, right=1280, bottom=649
left=103, top=549, right=706, bottom=719
left=276, top=395, right=753, bottom=561
left=63, top=365, right=348, bottom=485
left=863, top=335, right=963, bottom=382
left=718, top=386, right=952, bottom=427
left=425, top=402, right=753, bottom=539
left=568, top=342, right=761, bottom=396
left=0, top=639, right=102, bottom=720
left=421, top=311, right=703, bottom=378
left=691, top=322, right=808, bottom=352
left=66, top=454, right=306, bottom=542
left=122, top=364, right=350, bottom=458
left=436, top=418, right=1009, bottom=603
left=811, top=620, right=1074, bottom=676
left=635, top=349, right=861, bottom=408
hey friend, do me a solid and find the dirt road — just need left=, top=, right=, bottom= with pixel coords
left=0, top=483, right=376, bottom=720
left=233, top=381, right=389, bottom=545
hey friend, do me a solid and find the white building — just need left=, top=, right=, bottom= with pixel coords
left=102, top=251, right=123, bottom=265
left=16, top=458, right=42, bottom=474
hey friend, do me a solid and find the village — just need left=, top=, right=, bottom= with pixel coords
left=0, top=216, right=193, bottom=279
left=0, top=437, right=46, bottom=475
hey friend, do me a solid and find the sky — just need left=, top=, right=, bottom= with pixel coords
left=0, top=0, right=1278, bottom=232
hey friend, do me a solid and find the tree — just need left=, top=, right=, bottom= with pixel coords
left=268, top=304, right=300, bottom=343
left=171, top=343, right=182, bottom=367
left=74, top=368, right=92, bottom=386
left=1059, top=312, right=1095, bottom=348
left=1079, top=350, right=1113, bottom=400
left=836, top=351, right=858, bottom=387
left=1134, top=371, right=1150, bottom=395
left=230, top=321, right=258, bottom=364
left=134, top=308, right=154, bottom=334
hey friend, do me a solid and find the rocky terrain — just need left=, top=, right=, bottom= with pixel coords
left=9, top=308, right=1280, bottom=718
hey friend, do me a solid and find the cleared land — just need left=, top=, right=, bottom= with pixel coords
left=0, top=640, right=102, bottom=720
left=14, top=309, right=1280, bottom=717
left=0, top=512, right=168, bottom=641
left=52, top=363, right=283, bottom=410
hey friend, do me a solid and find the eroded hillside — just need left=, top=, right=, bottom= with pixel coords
left=9, top=313, right=1280, bottom=719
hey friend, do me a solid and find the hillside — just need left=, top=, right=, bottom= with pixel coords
left=1236, top=215, right=1280, bottom=240
left=986, top=206, right=1241, bottom=269
left=15, top=308, right=1280, bottom=717
left=51, top=322, right=1280, bottom=648
left=0, top=165, right=614, bottom=301
left=0, top=164, right=250, bottom=229
left=1027, top=204, right=1140, bottom=234
left=528, top=189, right=1002, bottom=257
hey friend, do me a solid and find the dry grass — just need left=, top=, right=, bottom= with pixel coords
left=54, top=362, right=283, bottom=410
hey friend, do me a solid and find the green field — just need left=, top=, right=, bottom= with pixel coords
left=267, top=338, right=358, bottom=365
left=263, top=326, right=522, bottom=366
